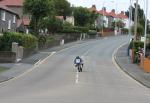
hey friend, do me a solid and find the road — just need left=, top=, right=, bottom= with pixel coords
left=0, top=36, right=150, bottom=103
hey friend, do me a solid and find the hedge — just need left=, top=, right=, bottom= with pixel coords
left=59, top=26, right=89, bottom=33
left=0, top=32, right=38, bottom=51
left=87, top=30, right=97, bottom=35
left=132, top=41, right=144, bottom=63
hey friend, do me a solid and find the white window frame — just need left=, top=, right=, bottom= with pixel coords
left=13, top=15, right=16, bottom=23
left=1, top=11, right=6, bottom=21
left=8, top=20, right=11, bottom=30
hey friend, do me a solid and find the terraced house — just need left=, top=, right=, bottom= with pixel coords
left=0, top=0, right=30, bottom=33
left=0, top=5, right=19, bottom=32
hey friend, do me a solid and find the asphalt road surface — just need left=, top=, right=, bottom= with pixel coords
left=0, top=36, right=150, bottom=103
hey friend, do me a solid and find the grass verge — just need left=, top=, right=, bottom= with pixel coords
left=0, top=67, right=9, bottom=73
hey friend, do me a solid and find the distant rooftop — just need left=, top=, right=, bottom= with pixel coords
left=0, top=0, right=23, bottom=6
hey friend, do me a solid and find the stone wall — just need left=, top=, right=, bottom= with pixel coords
left=0, top=51, right=16, bottom=63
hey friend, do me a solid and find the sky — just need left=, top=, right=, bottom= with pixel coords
left=67, top=0, right=150, bottom=18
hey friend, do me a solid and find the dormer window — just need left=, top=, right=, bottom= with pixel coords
left=1, top=11, right=6, bottom=21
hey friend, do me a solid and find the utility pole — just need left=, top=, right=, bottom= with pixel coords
left=102, top=2, right=104, bottom=36
left=134, top=0, right=138, bottom=40
left=129, top=0, right=132, bottom=36
left=144, top=0, right=148, bottom=57
left=114, top=0, right=117, bottom=36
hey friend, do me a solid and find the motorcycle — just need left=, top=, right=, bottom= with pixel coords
left=75, top=63, right=83, bottom=72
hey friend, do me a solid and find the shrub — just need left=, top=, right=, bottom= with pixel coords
left=87, top=30, right=97, bottom=35
left=131, top=24, right=144, bottom=37
left=132, top=41, right=144, bottom=63
left=122, top=28, right=129, bottom=34
left=0, top=32, right=38, bottom=51
left=22, top=34, right=38, bottom=48
left=73, top=26, right=89, bottom=33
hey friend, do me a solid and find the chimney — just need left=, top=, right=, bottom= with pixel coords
left=92, top=5, right=96, bottom=9
left=111, top=9, right=115, bottom=13
left=121, top=11, right=124, bottom=14
left=102, top=7, right=106, bottom=11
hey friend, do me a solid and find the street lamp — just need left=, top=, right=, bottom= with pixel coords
left=129, top=0, right=133, bottom=36
left=144, top=0, right=148, bottom=57
left=114, top=0, right=117, bottom=36
left=134, top=0, right=138, bottom=40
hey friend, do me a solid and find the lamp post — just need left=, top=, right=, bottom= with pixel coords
left=114, top=0, right=117, bottom=36
left=102, top=2, right=105, bottom=36
left=129, top=0, right=133, bottom=36
left=144, top=0, right=148, bottom=57
left=134, top=0, right=138, bottom=40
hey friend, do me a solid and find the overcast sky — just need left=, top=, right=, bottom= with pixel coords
left=68, top=0, right=150, bottom=17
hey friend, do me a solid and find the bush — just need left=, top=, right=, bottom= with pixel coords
left=59, top=24, right=89, bottom=34
left=87, top=30, right=97, bottom=35
left=0, top=32, right=38, bottom=51
left=60, top=28, right=81, bottom=33
left=22, top=34, right=38, bottom=48
left=73, top=26, right=89, bottom=33
left=131, top=24, right=144, bottom=37
left=132, top=41, right=144, bottom=63
left=122, top=28, right=128, bottom=34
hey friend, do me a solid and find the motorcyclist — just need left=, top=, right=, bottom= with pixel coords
left=74, top=56, right=83, bottom=72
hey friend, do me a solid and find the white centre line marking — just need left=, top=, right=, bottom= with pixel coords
left=75, top=70, right=79, bottom=84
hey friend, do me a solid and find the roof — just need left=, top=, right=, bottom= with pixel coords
left=108, top=10, right=116, bottom=18
left=89, top=5, right=98, bottom=13
left=98, top=10, right=109, bottom=16
left=116, top=11, right=128, bottom=19
left=0, top=0, right=23, bottom=6
left=0, top=5, right=19, bottom=16
left=17, top=17, right=30, bottom=27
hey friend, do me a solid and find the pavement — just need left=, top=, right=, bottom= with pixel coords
left=115, top=44, right=150, bottom=88
left=0, top=37, right=150, bottom=90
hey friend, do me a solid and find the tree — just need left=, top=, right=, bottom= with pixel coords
left=39, top=16, right=63, bottom=34
left=125, top=3, right=148, bottom=36
left=125, top=4, right=144, bottom=21
left=73, top=7, right=98, bottom=28
left=53, top=0, right=72, bottom=19
left=23, top=0, right=55, bottom=35
left=112, top=20, right=125, bottom=29
left=131, top=23, right=144, bottom=38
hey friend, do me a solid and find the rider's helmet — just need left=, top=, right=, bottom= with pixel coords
left=76, top=56, right=80, bottom=58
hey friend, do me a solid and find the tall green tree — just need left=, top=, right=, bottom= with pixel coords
left=39, top=16, right=63, bottom=34
left=23, top=0, right=55, bottom=35
left=53, top=0, right=72, bottom=19
left=73, top=7, right=98, bottom=28
left=125, top=3, right=145, bottom=27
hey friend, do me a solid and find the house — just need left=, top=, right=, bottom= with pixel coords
left=90, top=5, right=130, bottom=29
left=0, top=5, right=19, bottom=32
left=17, top=16, right=30, bottom=34
left=56, top=16, right=75, bottom=26
left=0, top=0, right=31, bottom=34
left=116, top=11, right=130, bottom=28
left=107, top=9, right=117, bottom=28
left=0, top=0, right=23, bottom=17
left=97, top=7, right=110, bottom=28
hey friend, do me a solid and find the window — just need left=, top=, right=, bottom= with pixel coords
left=13, top=15, right=16, bottom=23
left=1, top=11, right=6, bottom=21
left=8, top=20, right=11, bottom=29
